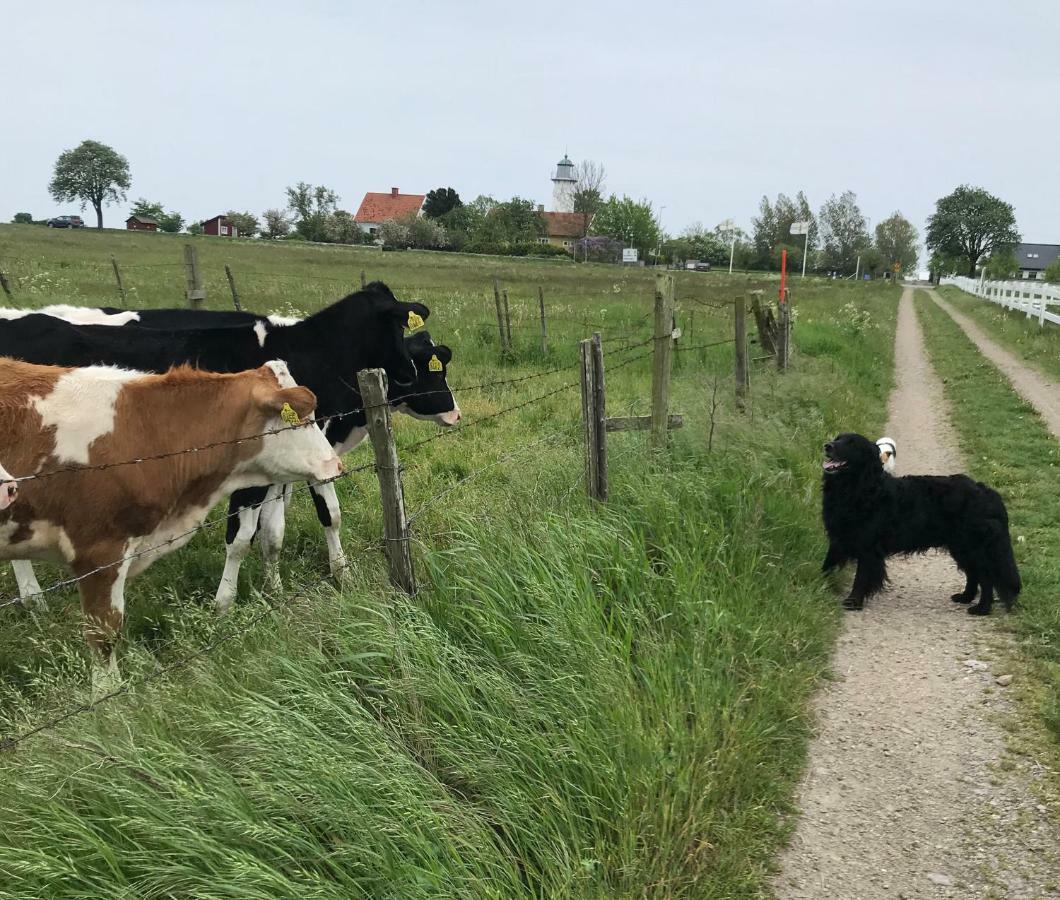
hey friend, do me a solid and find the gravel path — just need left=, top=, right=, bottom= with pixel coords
left=929, top=288, right=1060, bottom=438
left=772, top=288, right=1059, bottom=899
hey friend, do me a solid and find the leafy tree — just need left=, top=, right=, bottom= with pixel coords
left=12, top=213, right=33, bottom=224
left=751, top=196, right=778, bottom=268
left=983, top=247, right=1019, bottom=280
left=572, top=159, right=607, bottom=237
left=130, top=198, right=183, bottom=233
left=1043, top=257, right=1060, bottom=283
left=750, top=192, right=816, bottom=270
left=926, top=185, right=1019, bottom=277
left=188, top=221, right=204, bottom=236
left=225, top=211, right=259, bottom=239
left=590, top=195, right=660, bottom=258
left=286, top=182, right=339, bottom=242
left=261, top=208, right=291, bottom=240
left=874, top=212, right=919, bottom=276
left=48, top=139, right=131, bottom=229
left=818, top=191, right=870, bottom=275
left=422, top=187, right=462, bottom=220
left=475, top=197, right=544, bottom=248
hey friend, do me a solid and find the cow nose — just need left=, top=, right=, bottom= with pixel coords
left=5, top=484, right=15, bottom=501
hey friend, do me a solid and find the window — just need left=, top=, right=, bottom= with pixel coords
left=220, top=225, right=229, bottom=236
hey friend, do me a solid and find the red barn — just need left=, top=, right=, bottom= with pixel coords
left=126, top=215, right=158, bottom=232
left=202, top=215, right=238, bottom=237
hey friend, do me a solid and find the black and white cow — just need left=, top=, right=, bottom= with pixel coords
left=0, top=292, right=459, bottom=609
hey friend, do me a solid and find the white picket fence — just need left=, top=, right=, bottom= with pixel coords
left=941, top=275, right=1060, bottom=327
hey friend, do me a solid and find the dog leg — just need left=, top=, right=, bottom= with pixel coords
left=843, top=554, right=886, bottom=610
left=968, top=576, right=994, bottom=616
left=822, top=544, right=847, bottom=574
left=951, top=572, right=978, bottom=604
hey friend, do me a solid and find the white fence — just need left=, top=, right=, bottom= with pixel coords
left=941, top=275, right=1060, bottom=327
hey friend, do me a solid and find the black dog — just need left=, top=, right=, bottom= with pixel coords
left=821, top=432, right=1021, bottom=615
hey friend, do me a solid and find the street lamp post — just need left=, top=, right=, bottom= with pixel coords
left=719, top=218, right=737, bottom=274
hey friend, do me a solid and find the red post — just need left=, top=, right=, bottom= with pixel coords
left=779, top=249, right=788, bottom=305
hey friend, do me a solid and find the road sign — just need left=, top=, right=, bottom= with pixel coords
left=789, top=221, right=810, bottom=235
left=622, top=248, right=638, bottom=263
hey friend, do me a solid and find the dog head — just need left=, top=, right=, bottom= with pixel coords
left=823, top=432, right=883, bottom=477
left=876, top=436, right=897, bottom=473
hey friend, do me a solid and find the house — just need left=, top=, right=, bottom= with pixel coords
left=537, top=207, right=588, bottom=253
left=202, top=215, right=238, bottom=237
left=353, top=188, right=425, bottom=236
left=125, top=215, right=158, bottom=232
left=1012, top=243, right=1060, bottom=279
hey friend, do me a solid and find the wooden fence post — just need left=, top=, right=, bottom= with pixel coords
left=591, top=332, right=608, bottom=501
left=0, top=259, right=12, bottom=299
left=224, top=264, right=242, bottom=311
left=110, top=256, right=127, bottom=308
left=538, top=286, right=548, bottom=354
left=360, top=270, right=367, bottom=289
left=357, top=367, right=416, bottom=594
left=776, top=289, right=790, bottom=371
left=493, top=277, right=509, bottom=355
left=183, top=244, right=205, bottom=309
left=749, top=289, right=777, bottom=356
left=734, top=294, right=749, bottom=411
left=580, top=339, right=601, bottom=501
left=650, top=273, right=675, bottom=449
left=502, top=289, right=513, bottom=347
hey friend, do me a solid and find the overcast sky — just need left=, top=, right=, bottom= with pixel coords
left=7, top=1, right=1058, bottom=252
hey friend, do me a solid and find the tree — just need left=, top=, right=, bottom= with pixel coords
left=1044, top=258, right=1060, bottom=283
left=48, top=140, right=131, bottom=229
left=590, top=195, right=660, bottom=258
left=926, top=185, right=1020, bottom=277
left=572, top=159, right=607, bottom=237
left=226, top=211, right=259, bottom=239
left=818, top=191, right=870, bottom=275
left=129, top=198, right=183, bottom=233
left=874, top=212, right=919, bottom=276
left=286, top=182, right=339, bottom=242
left=983, top=247, right=1019, bottom=280
left=473, top=197, right=544, bottom=248
left=422, top=187, right=462, bottom=220
left=188, top=221, right=204, bottom=236
left=261, top=208, right=291, bottom=240
left=751, top=196, right=778, bottom=268
left=12, top=213, right=33, bottom=224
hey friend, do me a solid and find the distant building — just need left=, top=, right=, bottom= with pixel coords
left=550, top=155, right=577, bottom=213
left=1012, top=243, right=1060, bottom=279
left=202, top=215, right=237, bottom=237
left=353, top=187, right=425, bottom=236
left=537, top=207, right=587, bottom=253
left=125, top=215, right=158, bottom=232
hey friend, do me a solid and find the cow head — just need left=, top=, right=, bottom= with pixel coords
left=249, top=362, right=343, bottom=483
left=391, top=332, right=460, bottom=426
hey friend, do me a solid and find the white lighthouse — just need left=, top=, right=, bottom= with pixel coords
left=551, top=154, right=577, bottom=213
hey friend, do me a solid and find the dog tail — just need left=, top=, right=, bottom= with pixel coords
left=990, top=527, right=1022, bottom=611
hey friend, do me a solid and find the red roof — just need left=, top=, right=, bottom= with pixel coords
left=354, top=188, right=425, bottom=223
left=542, top=211, right=589, bottom=238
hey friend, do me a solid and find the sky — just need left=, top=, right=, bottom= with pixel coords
left=6, top=1, right=1059, bottom=254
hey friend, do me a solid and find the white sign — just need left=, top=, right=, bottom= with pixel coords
left=622, top=248, right=638, bottom=263
left=789, top=221, right=810, bottom=235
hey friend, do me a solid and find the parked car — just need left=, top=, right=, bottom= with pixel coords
left=46, top=215, right=85, bottom=228
left=684, top=259, right=711, bottom=272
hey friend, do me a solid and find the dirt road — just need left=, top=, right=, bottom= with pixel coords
left=772, top=288, right=1059, bottom=899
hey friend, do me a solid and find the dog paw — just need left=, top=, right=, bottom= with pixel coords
left=841, top=596, right=864, bottom=611
left=967, top=604, right=991, bottom=616
left=951, top=593, right=973, bottom=604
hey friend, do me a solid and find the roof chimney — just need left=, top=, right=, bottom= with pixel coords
left=391, top=187, right=399, bottom=197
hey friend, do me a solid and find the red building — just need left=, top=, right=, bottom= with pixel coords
left=126, top=215, right=158, bottom=232
left=202, top=215, right=237, bottom=237
left=353, top=188, right=425, bottom=237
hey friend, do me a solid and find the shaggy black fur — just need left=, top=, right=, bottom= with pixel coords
left=821, top=432, right=1021, bottom=615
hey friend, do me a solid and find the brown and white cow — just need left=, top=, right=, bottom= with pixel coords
left=0, top=357, right=341, bottom=682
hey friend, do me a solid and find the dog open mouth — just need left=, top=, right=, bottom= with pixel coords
left=823, top=458, right=846, bottom=473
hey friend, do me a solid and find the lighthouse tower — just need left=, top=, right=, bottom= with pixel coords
left=551, top=154, right=577, bottom=213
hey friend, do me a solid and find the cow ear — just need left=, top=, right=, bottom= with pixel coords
left=261, top=386, right=317, bottom=423
left=400, top=301, right=431, bottom=329
left=433, top=344, right=452, bottom=366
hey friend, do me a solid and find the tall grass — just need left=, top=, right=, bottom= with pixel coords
left=0, top=226, right=900, bottom=896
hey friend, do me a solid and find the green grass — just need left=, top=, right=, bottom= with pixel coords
left=935, top=285, right=1060, bottom=383
left=0, top=224, right=900, bottom=897
left=915, top=290, right=1060, bottom=743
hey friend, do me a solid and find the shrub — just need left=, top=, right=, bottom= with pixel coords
left=12, top=213, right=33, bottom=225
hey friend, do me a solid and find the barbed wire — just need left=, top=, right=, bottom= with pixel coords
left=672, top=338, right=737, bottom=353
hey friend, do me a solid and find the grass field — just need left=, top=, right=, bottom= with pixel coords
left=915, top=290, right=1060, bottom=747
left=0, top=224, right=899, bottom=897
left=935, top=285, right=1060, bottom=383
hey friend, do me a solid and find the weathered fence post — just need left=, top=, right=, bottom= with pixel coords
left=538, top=286, right=547, bottom=354
left=224, top=264, right=242, bottom=311
left=776, top=288, right=790, bottom=371
left=580, top=338, right=599, bottom=500
left=0, top=259, right=13, bottom=299
left=357, top=367, right=416, bottom=594
left=502, top=289, right=513, bottom=347
left=492, top=277, right=509, bottom=356
left=110, top=256, right=127, bottom=308
left=360, top=270, right=367, bottom=289
left=734, top=294, right=749, bottom=410
left=183, top=244, right=205, bottom=309
left=591, top=332, right=608, bottom=501
left=749, top=289, right=777, bottom=356
left=650, top=272, right=675, bottom=449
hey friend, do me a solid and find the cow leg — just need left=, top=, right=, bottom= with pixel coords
left=214, top=490, right=266, bottom=614
left=75, top=551, right=131, bottom=695
left=11, top=560, right=45, bottom=610
left=309, top=481, right=347, bottom=580
left=257, top=484, right=287, bottom=591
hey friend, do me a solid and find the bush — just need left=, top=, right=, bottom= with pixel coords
left=12, top=213, right=33, bottom=225
left=187, top=222, right=203, bottom=235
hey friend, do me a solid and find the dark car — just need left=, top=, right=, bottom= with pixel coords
left=47, top=215, right=85, bottom=228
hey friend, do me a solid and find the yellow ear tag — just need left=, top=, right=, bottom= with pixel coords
left=428, top=354, right=443, bottom=373
left=406, top=311, right=425, bottom=331
left=280, top=402, right=301, bottom=426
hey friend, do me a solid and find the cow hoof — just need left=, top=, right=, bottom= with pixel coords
left=330, top=557, right=350, bottom=582
left=842, top=596, right=864, bottom=611
left=951, top=593, right=973, bottom=604
left=967, top=604, right=991, bottom=616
